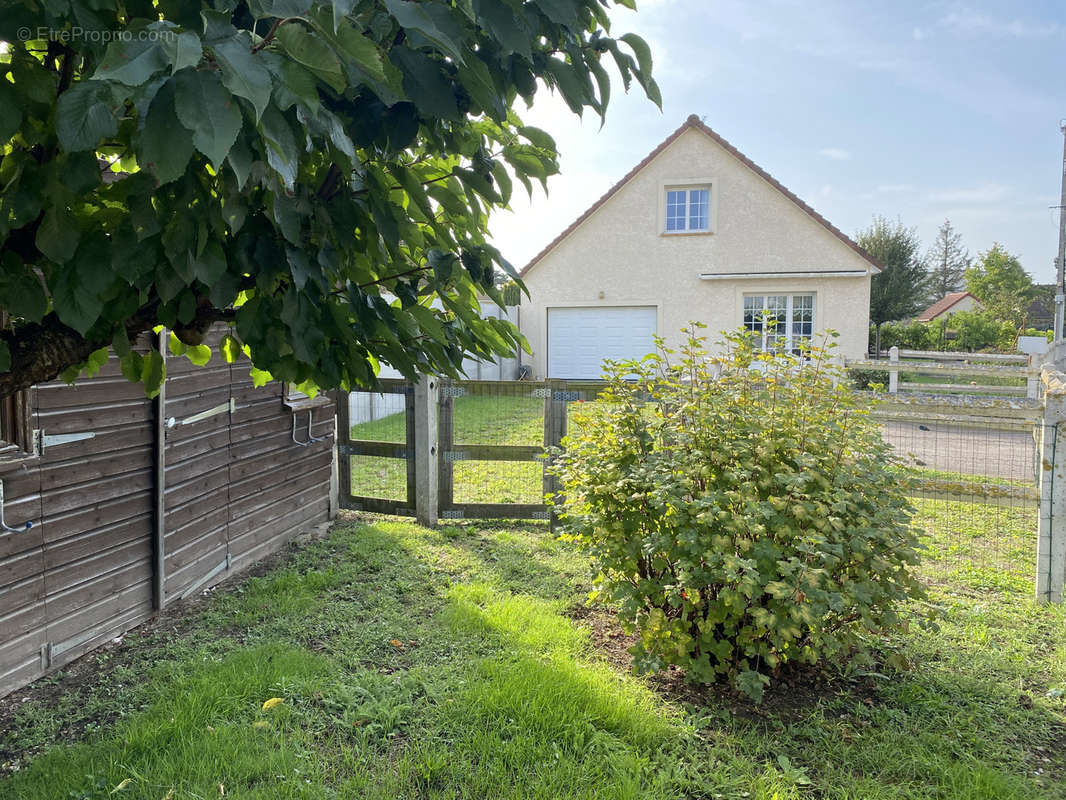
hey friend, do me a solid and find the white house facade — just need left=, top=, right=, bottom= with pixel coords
left=517, top=115, right=881, bottom=379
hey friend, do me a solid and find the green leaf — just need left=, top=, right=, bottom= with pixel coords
left=250, top=366, right=273, bottom=387
left=190, top=239, right=228, bottom=285
left=391, top=48, right=458, bottom=120
left=535, top=0, right=580, bottom=29
left=0, top=341, right=10, bottom=373
left=519, top=125, right=556, bottom=151
left=83, top=347, right=110, bottom=378
left=165, top=31, right=204, bottom=72
left=259, top=105, right=299, bottom=190
left=211, top=35, right=273, bottom=121
left=383, top=0, right=466, bottom=63
left=471, top=0, right=531, bottom=59
left=141, top=349, right=167, bottom=398
left=173, top=69, right=243, bottom=167
left=276, top=24, right=343, bottom=88
left=93, top=37, right=170, bottom=86
left=457, top=50, right=505, bottom=121
left=273, top=60, right=321, bottom=113
left=545, top=56, right=589, bottom=114
left=35, top=205, right=80, bottom=263
left=137, top=81, right=195, bottom=185
left=120, top=351, right=144, bottom=383
left=51, top=268, right=101, bottom=334
left=220, top=334, right=242, bottom=363
left=185, top=344, right=212, bottom=366
left=619, top=33, right=654, bottom=78
left=735, top=669, right=770, bottom=703
left=168, top=331, right=188, bottom=356
left=55, top=81, right=119, bottom=152
left=0, top=81, right=22, bottom=142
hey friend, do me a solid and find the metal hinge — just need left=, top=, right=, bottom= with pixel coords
left=443, top=451, right=467, bottom=462
left=32, top=429, right=96, bottom=456
left=530, top=388, right=551, bottom=399
left=441, top=510, right=465, bottom=519
left=553, top=391, right=581, bottom=402
left=531, top=511, right=550, bottom=521
left=441, top=386, right=466, bottom=398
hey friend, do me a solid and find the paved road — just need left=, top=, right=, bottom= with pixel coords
left=880, top=421, right=1036, bottom=482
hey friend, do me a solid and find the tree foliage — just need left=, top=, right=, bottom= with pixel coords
left=858, top=216, right=927, bottom=351
left=964, top=243, right=1033, bottom=328
left=551, top=326, right=926, bottom=702
left=0, top=0, right=660, bottom=398
left=924, top=219, right=968, bottom=302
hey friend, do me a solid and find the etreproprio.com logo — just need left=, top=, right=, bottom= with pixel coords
left=16, top=26, right=176, bottom=43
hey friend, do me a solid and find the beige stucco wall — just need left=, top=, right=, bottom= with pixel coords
left=518, top=127, right=874, bottom=377
left=938, top=295, right=980, bottom=318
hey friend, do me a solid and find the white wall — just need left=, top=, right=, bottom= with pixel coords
left=519, top=126, right=875, bottom=377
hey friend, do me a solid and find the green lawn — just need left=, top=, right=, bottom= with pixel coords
left=349, top=394, right=547, bottom=504
left=2, top=510, right=1065, bottom=799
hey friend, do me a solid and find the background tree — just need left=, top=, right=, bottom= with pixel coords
left=857, top=216, right=927, bottom=354
left=964, top=243, right=1033, bottom=328
left=924, top=219, right=968, bottom=301
left=0, top=0, right=660, bottom=398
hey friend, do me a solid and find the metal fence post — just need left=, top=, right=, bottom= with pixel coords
left=1037, top=368, right=1066, bottom=602
left=414, top=375, right=439, bottom=527
left=888, top=346, right=899, bottom=394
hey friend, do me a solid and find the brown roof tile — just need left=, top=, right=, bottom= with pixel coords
left=518, top=114, right=883, bottom=277
left=917, top=291, right=979, bottom=322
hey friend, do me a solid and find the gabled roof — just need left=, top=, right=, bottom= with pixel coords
left=917, top=291, right=980, bottom=322
left=519, top=114, right=883, bottom=277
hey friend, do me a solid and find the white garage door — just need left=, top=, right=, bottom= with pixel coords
left=547, top=306, right=658, bottom=378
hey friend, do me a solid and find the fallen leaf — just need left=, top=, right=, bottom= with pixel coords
left=110, top=778, right=132, bottom=794
left=262, top=697, right=284, bottom=710
left=390, top=639, right=404, bottom=648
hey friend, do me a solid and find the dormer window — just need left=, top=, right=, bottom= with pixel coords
left=661, top=180, right=716, bottom=234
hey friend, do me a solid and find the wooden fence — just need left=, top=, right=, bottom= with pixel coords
left=0, top=326, right=335, bottom=697
left=340, top=368, right=1064, bottom=600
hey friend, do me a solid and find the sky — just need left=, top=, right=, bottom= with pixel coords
left=488, top=0, right=1066, bottom=284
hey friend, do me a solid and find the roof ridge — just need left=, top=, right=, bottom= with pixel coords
left=517, top=114, right=883, bottom=277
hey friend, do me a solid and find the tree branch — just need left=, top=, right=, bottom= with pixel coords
left=0, top=302, right=236, bottom=398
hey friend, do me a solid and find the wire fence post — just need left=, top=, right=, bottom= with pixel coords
left=414, top=375, right=439, bottom=527
left=888, top=346, right=899, bottom=394
left=1037, top=368, right=1066, bottom=602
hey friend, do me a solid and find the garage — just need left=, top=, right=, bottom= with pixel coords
left=546, top=306, right=658, bottom=378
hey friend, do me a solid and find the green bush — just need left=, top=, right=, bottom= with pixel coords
left=846, top=367, right=889, bottom=390
left=551, top=327, right=926, bottom=702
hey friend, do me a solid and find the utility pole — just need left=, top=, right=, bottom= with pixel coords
left=1054, top=122, right=1066, bottom=340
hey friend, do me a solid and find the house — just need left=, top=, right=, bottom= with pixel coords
left=917, top=291, right=982, bottom=322
left=516, top=114, right=882, bottom=379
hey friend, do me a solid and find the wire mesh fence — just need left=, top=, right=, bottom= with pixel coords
left=873, top=400, right=1040, bottom=594
left=340, top=376, right=1043, bottom=592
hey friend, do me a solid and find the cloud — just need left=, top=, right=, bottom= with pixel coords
left=928, top=183, right=1009, bottom=203
left=818, top=147, right=851, bottom=161
left=938, top=9, right=1066, bottom=39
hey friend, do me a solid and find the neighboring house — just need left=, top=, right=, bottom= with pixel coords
left=516, top=114, right=882, bottom=379
left=917, top=291, right=982, bottom=322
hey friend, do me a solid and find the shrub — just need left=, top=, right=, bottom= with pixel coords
left=551, top=326, right=926, bottom=702
left=846, top=367, right=889, bottom=390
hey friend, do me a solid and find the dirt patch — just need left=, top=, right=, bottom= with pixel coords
left=567, top=603, right=884, bottom=720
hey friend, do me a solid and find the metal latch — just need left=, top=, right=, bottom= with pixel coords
left=167, top=397, right=236, bottom=428
left=32, top=429, right=95, bottom=456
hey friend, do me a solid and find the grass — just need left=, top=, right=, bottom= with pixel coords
left=350, top=394, right=547, bottom=504
left=2, top=507, right=1065, bottom=799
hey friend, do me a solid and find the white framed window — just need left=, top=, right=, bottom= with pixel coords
left=743, top=293, right=814, bottom=354
left=664, top=186, right=711, bottom=233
